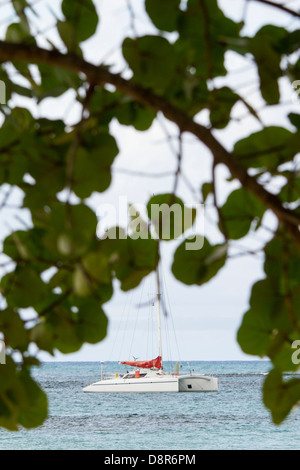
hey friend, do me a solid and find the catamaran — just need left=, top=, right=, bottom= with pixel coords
left=83, top=266, right=218, bottom=393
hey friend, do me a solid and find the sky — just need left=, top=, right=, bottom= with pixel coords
left=0, top=0, right=299, bottom=363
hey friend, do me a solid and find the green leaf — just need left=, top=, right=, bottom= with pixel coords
left=32, top=295, right=108, bottom=351
left=3, top=228, right=57, bottom=271
left=201, top=182, right=213, bottom=203
left=0, top=266, right=47, bottom=309
left=102, top=235, right=158, bottom=291
left=61, top=0, right=99, bottom=43
left=43, top=202, right=98, bottom=258
left=178, top=0, right=241, bottom=79
left=237, top=279, right=298, bottom=363
left=0, top=112, right=67, bottom=192
left=0, top=120, right=19, bottom=150
left=0, top=308, right=28, bottom=350
left=147, top=193, right=196, bottom=241
left=30, top=320, right=55, bottom=355
left=76, top=298, right=108, bottom=344
left=33, top=294, right=107, bottom=354
left=264, top=234, right=300, bottom=292
left=0, top=152, right=28, bottom=186
left=0, top=356, right=17, bottom=392
left=209, top=87, right=238, bottom=129
left=7, top=107, right=34, bottom=131
left=116, top=101, right=156, bottom=131
left=220, top=188, right=265, bottom=239
left=72, top=133, right=118, bottom=199
left=279, top=172, right=300, bottom=204
left=239, top=310, right=299, bottom=371
left=73, top=250, right=112, bottom=301
left=0, top=361, right=47, bottom=430
left=172, top=237, right=227, bottom=286
left=288, top=113, right=300, bottom=130
left=263, top=368, right=300, bottom=424
left=48, top=307, right=82, bottom=354
left=122, top=36, right=177, bottom=92
left=237, top=278, right=283, bottom=356
left=128, top=205, right=150, bottom=240
left=17, top=369, right=48, bottom=429
left=57, top=20, right=82, bottom=54
left=249, top=26, right=287, bottom=104
left=36, top=65, right=82, bottom=101
left=279, top=29, right=300, bottom=56
left=237, top=308, right=273, bottom=357
left=162, top=39, right=209, bottom=114
left=119, top=239, right=158, bottom=291
left=145, top=0, right=180, bottom=32
left=73, top=267, right=92, bottom=297
left=233, top=127, right=296, bottom=171
left=238, top=229, right=300, bottom=371
left=6, top=19, right=34, bottom=44
left=270, top=340, right=300, bottom=372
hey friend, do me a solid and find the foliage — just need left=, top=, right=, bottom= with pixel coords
left=0, top=0, right=299, bottom=428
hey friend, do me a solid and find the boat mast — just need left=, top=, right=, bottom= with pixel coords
left=155, top=264, right=163, bottom=369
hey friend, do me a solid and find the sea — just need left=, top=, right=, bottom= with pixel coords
left=0, top=360, right=299, bottom=451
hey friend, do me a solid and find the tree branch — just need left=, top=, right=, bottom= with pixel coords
left=251, top=0, right=300, bottom=19
left=0, top=41, right=299, bottom=244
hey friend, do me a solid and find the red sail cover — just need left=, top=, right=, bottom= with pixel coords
left=121, top=356, right=162, bottom=370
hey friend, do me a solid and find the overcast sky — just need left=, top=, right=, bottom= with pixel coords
left=0, top=0, right=299, bottom=362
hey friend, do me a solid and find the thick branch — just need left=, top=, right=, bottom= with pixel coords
left=0, top=41, right=299, bottom=243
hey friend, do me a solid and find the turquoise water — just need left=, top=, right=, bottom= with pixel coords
left=0, top=361, right=299, bottom=450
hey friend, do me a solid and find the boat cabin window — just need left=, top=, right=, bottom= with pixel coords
left=123, top=372, right=147, bottom=379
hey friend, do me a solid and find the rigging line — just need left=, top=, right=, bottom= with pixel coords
left=146, top=272, right=152, bottom=358
left=161, top=263, right=182, bottom=366
left=151, top=295, right=155, bottom=358
left=148, top=270, right=162, bottom=360
left=118, top=288, right=135, bottom=361
left=166, top=309, right=175, bottom=370
left=152, top=272, right=157, bottom=358
left=146, top=295, right=150, bottom=360
left=114, top=292, right=133, bottom=360
left=107, top=291, right=127, bottom=361
left=162, top=287, right=174, bottom=373
left=128, top=278, right=145, bottom=360
left=152, top=271, right=156, bottom=358
left=146, top=273, right=155, bottom=360
left=111, top=288, right=134, bottom=362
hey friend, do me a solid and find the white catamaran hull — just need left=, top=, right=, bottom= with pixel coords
left=83, top=374, right=218, bottom=393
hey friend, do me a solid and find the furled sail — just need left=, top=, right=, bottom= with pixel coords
left=121, top=356, right=162, bottom=370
